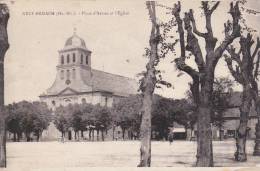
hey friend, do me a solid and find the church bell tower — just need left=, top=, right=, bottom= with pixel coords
left=57, top=30, right=92, bottom=86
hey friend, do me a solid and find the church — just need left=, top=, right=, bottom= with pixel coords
left=39, top=31, right=138, bottom=110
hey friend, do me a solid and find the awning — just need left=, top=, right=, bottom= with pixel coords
left=172, top=128, right=186, bottom=133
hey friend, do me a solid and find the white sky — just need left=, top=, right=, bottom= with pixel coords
left=3, top=0, right=260, bottom=104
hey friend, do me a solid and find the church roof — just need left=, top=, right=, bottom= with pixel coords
left=89, top=69, right=138, bottom=96
left=42, top=68, right=139, bottom=97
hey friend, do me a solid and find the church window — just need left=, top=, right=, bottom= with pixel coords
left=61, top=55, right=64, bottom=64
left=80, top=54, right=83, bottom=64
left=81, top=98, right=86, bottom=104
left=66, top=70, right=70, bottom=79
left=72, top=69, right=76, bottom=79
left=67, top=54, right=70, bottom=63
left=86, top=56, right=88, bottom=65
left=60, top=70, right=64, bottom=80
left=52, top=100, right=56, bottom=106
left=73, top=53, right=76, bottom=63
left=105, top=97, right=108, bottom=106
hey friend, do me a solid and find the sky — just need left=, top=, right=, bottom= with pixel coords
left=2, top=0, right=260, bottom=104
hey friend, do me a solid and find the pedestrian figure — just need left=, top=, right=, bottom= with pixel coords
left=168, top=132, right=174, bottom=145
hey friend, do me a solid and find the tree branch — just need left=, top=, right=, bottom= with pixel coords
left=226, top=45, right=242, bottom=67
left=252, top=37, right=260, bottom=60
left=214, top=2, right=241, bottom=61
left=174, top=57, right=200, bottom=78
left=202, top=1, right=220, bottom=36
left=172, top=1, right=185, bottom=58
left=210, top=1, right=220, bottom=13
left=224, top=54, right=243, bottom=84
left=254, top=51, right=260, bottom=80
left=189, top=9, right=207, bottom=38
left=184, top=12, right=205, bottom=72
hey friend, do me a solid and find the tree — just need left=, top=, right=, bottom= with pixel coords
left=253, top=52, right=260, bottom=156
left=81, top=103, right=95, bottom=141
left=6, top=103, right=23, bottom=141
left=138, top=1, right=160, bottom=167
left=212, top=77, right=234, bottom=141
left=152, top=96, right=173, bottom=140
left=112, top=95, right=142, bottom=140
left=0, top=3, right=9, bottom=167
left=70, top=104, right=84, bottom=140
left=31, top=101, right=52, bottom=141
left=224, top=34, right=259, bottom=161
left=54, top=106, right=70, bottom=139
left=171, top=1, right=241, bottom=166
left=93, top=105, right=112, bottom=141
left=170, top=98, right=197, bottom=135
left=5, top=101, right=52, bottom=142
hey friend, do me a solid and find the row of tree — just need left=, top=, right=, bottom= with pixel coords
left=5, top=77, right=231, bottom=143
left=53, top=95, right=196, bottom=141
left=5, top=101, right=51, bottom=142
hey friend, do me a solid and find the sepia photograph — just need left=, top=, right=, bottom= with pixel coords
left=0, top=0, right=260, bottom=170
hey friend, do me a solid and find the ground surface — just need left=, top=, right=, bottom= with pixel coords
left=3, top=140, right=260, bottom=171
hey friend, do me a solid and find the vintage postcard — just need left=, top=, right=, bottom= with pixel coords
left=0, top=0, right=260, bottom=171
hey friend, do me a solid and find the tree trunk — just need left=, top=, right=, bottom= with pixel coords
left=253, top=97, right=260, bottom=156
left=0, top=114, right=6, bottom=167
left=122, top=129, right=125, bottom=140
left=196, top=79, right=214, bottom=167
left=26, top=132, right=30, bottom=142
left=186, top=128, right=192, bottom=141
left=92, top=129, right=94, bottom=141
left=13, top=133, right=16, bottom=142
left=81, top=130, right=84, bottom=139
left=36, top=131, right=40, bottom=142
left=0, top=3, right=9, bottom=167
left=112, top=125, right=115, bottom=141
left=89, top=129, right=91, bottom=140
left=97, top=129, right=99, bottom=141
left=17, top=132, right=21, bottom=142
left=138, top=93, right=152, bottom=167
left=234, top=85, right=252, bottom=161
left=138, top=1, right=158, bottom=167
left=101, top=130, right=104, bottom=141
left=219, top=127, right=224, bottom=141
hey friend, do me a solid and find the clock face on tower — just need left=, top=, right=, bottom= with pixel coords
left=65, top=79, right=71, bottom=85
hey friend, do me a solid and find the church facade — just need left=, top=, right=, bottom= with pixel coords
left=39, top=32, right=138, bottom=110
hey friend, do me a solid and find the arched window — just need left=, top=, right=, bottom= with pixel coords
left=105, top=97, right=108, bottom=106
left=81, top=98, right=86, bottom=104
left=52, top=100, right=56, bottom=106
left=67, top=54, right=70, bottom=63
left=61, top=55, right=64, bottom=64
left=60, top=70, right=64, bottom=80
left=80, top=54, right=83, bottom=64
left=73, top=53, right=76, bottom=63
left=72, top=69, right=76, bottom=79
left=86, top=56, right=88, bottom=65
left=66, top=70, right=70, bottom=79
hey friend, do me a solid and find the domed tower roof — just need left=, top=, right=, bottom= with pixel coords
left=64, top=34, right=86, bottom=48
left=63, top=28, right=90, bottom=51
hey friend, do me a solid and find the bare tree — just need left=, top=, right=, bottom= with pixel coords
left=253, top=51, right=260, bottom=156
left=138, top=1, right=159, bottom=167
left=172, top=1, right=241, bottom=166
left=0, top=3, right=9, bottom=168
left=224, top=34, right=259, bottom=161
left=252, top=50, right=260, bottom=156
